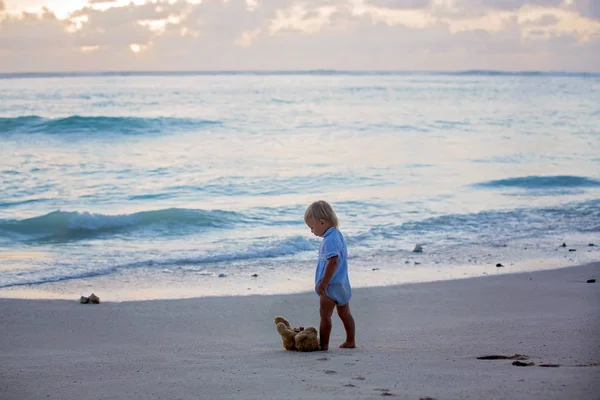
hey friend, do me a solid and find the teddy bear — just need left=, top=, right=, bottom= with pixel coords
left=274, top=316, right=320, bottom=352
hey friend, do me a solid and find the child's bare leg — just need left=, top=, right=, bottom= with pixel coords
left=319, top=295, right=336, bottom=350
left=336, top=303, right=356, bottom=348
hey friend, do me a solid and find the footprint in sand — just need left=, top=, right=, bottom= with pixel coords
left=324, top=370, right=337, bottom=374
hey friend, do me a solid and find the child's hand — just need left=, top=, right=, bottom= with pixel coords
left=317, top=281, right=327, bottom=296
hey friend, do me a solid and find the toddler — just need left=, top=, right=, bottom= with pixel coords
left=304, top=200, right=356, bottom=350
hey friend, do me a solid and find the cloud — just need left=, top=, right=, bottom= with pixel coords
left=367, top=0, right=432, bottom=8
left=0, top=9, right=73, bottom=53
left=234, top=28, right=261, bottom=46
left=89, top=0, right=117, bottom=4
left=0, top=0, right=599, bottom=72
left=528, top=14, right=558, bottom=25
left=453, top=0, right=563, bottom=11
left=572, top=0, right=600, bottom=20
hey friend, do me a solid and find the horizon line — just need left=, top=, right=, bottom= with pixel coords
left=1, top=69, right=599, bottom=79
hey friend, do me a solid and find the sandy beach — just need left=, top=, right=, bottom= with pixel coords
left=1, top=262, right=598, bottom=400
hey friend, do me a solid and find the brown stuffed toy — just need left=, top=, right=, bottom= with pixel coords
left=274, top=316, right=320, bottom=352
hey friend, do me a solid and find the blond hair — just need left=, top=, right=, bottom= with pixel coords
left=304, top=200, right=339, bottom=229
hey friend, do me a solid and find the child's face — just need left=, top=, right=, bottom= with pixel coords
left=305, top=218, right=330, bottom=237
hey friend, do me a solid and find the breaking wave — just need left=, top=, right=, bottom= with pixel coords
left=474, top=175, right=600, bottom=190
left=0, top=208, right=246, bottom=242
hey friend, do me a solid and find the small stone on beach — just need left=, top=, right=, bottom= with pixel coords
left=586, top=279, right=596, bottom=283
left=560, top=243, right=567, bottom=247
left=588, top=243, right=596, bottom=247
left=372, top=268, right=380, bottom=271
left=79, top=296, right=89, bottom=304
left=413, top=244, right=423, bottom=253
left=477, top=354, right=528, bottom=360
left=218, top=273, right=227, bottom=278
left=569, top=249, right=576, bottom=252
left=88, top=293, right=100, bottom=304
left=496, top=263, right=504, bottom=268
left=512, top=361, right=535, bottom=367
left=251, top=273, right=258, bottom=277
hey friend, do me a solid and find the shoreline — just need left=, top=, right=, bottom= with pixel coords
left=1, top=254, right=596, bottom=302
left=1, top=262, right=598, bottom=400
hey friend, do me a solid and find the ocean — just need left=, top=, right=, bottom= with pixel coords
left=1, top=71, right=599, bottom=300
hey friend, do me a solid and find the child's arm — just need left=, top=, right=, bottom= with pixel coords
left=317, top=256, right=338, bottom=295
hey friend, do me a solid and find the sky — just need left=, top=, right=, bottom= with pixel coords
left=0, top=0, right=599, bottom=72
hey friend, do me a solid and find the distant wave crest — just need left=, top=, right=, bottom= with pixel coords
left=0, top=115, right=221, bottom=135
left=474, top=175, right=600, bottom=190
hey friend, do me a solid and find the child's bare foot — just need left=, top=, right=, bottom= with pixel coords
left=339, top=341, right=356, bottom=349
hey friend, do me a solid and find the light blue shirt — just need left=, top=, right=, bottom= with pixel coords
left=315, top=227, right=352, bottom=305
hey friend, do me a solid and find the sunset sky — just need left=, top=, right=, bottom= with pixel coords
left=0, top=0, right=599, bottom=72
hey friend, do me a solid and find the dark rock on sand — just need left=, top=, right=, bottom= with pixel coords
left=413, top=244, right=423, bottom=253
left=496, top=263, right=504, bottom=267
left=586, top=279, right=596, bottom=283
left=569, top=249, right=576, bottom=252
left=81, top=294, right=100, bottom=304
left=512, top=361, right=535, bottom=367
left=251, top=273, right=258, bottom=277
left=88, top=293, right=100, bottom=304
left=477, top=354, right=528, bottom=360
left=589, top=243, right=596, bottom=246
left=539, top=364, right=560, bottom=367
left=560, top=243, right=567, bottom=247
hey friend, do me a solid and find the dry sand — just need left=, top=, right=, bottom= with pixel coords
left=1, top=263, right=598, bottom=400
